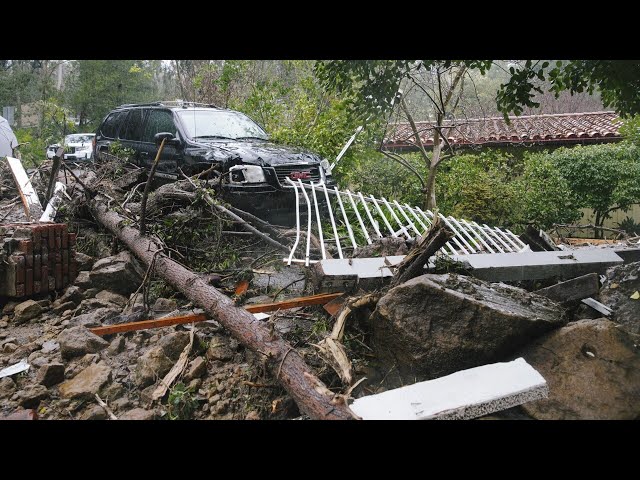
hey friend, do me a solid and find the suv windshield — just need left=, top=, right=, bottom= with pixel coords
left=176, top=110, right=267, bottom=141
left=65, top=134, right=94, bottom=143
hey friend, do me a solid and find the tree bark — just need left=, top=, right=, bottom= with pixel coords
left=89, top=195, right=356, bottom=420
left=390, top=217, right=454, bottom=287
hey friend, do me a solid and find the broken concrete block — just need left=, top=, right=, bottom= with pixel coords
left=13, top=300, right=42, bottom=324
left=350, top=358, right=548, bottom=420
left=371, top=273, right=566, bottom=382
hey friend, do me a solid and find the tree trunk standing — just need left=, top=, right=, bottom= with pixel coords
left=89, top=197, right=356, bottom=420
left=424, top=114, right=443, bottom=210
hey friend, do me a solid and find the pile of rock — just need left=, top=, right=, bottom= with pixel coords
left=1, top=249, right=284, bottom=420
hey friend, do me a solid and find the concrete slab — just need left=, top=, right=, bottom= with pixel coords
left=451, top=249, right=623, bottom=282
left=350, top=357, right=547, bottom=420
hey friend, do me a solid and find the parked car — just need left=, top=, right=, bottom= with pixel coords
left=46, top=133, right=95, bottom=161
left=93, top=101, right=335, bottom=219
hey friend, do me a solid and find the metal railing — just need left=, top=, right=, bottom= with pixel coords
left=284, top=179, right=528, bottom=265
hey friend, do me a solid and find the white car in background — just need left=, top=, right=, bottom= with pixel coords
left=46, top=133, right=95, bottom=161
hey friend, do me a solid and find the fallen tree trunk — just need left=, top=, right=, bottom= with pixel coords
left=89, top=194, right=355, bottom=420
left=390, top=217, right=454, bottom=287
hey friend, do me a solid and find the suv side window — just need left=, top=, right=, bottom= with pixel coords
left=142, top=110, right=177, bottom=143
left=100, top=111, right=127, bottom=139
left=120, top=109, right=145, bottom=141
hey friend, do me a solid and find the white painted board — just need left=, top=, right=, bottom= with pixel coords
left=350, top=357, right=547, bottom=420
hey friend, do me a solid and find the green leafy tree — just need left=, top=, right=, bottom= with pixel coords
left=515, top=153, right=581, bottom=229
left=550, top=143, right=640, bottom=237
left=65, top=60, right=157, bottom=129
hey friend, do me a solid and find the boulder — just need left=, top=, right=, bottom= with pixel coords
left=36, top=363, right=66, bottom=387
left=134, top=346, right=174, bottom=388
left=57, top=286, right=85, bottom=306
left=80, top=405, right=108, bottom=420
left=70, top=308, right=120, bottom=328
left=89, top=251, right=144, bottom=296
left=119, top=408, right=155, bottom=420
left=206, top=335, right=234, bottom=362
left=599, top=261, right=640, bottom=335
left=58, top=363, right=112, bottom=400
left=13, top=300, right=42, bottom=324
left=73, top=270, right=92, bottom=288
left=158, top=331, right=190, bottom=361
left=521, top=318, right=640, bottom=420
left=371, top=273, right=566, bottom=382
left=0, top=377, right=16, bottom=398
left=95, top=290, right=128, bottom=307
left=16, top=384, right=49, bottom=408
left=107, top=337, right=126, bottom=355
left=58, top=326, right=109, bottom=360
left=74, top=252, right=94, bottom=272
left=152, top=298, right=177, bottom=313
left=184, top=356, right=207, bottom=382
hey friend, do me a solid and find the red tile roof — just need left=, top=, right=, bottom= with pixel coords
left=383, top=111, right=623, bottom=149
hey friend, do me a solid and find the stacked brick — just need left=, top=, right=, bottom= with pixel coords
left=0, top=223, right=78, bottom=298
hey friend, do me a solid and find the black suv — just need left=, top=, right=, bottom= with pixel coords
left=93, top=101, right=334, bottom=218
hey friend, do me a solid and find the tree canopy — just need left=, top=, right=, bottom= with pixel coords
left=314, top=60, right=640, bottom=121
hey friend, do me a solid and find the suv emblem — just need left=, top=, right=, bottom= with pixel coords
left=290, top=171, right=311, bottom=180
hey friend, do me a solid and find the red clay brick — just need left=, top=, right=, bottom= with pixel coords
left=14, top=255, right=25, bottom=283
left=34, top=254, right=41, bottom=281
left=41, top=266, right=49, bottom=293
left=25, top=269, right=33, bottom=296
left=15, top=284, right=25, bottom=297
left=33, top=281, right=41, bottom=294
left=55, top=263, right=62, bottom=290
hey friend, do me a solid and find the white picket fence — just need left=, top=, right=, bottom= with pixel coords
left=285, top=179, right=528, bottom=265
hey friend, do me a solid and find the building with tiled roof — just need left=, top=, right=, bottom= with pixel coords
left=384, top=111, right=623, bottom=151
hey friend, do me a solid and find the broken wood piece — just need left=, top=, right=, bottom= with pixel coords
left=95, top=393, right=118, bottom=420
left=152, top=329, right=194, bottom=401
left=534, top=273, right=600, bottom=303
left=391, top=216, right=454, bottom=287
left=235, top=279, right=249, bottom=296
left=350, top=358, right=548, bottom=420
left=519, top=225, right=560, bottom=251
left=89, top=196, right=355, bottom=420
left=89, top=314, right=207, bottom=336
left=5, top=156, right=43, bottom=221
left=244, top=292, right=344, bottom=313
left=313, top=337, right=353, bottom=385
left=202, top=192, right=290, bottom=253
left=581, top=297, right=612, bottom=317
left=323, top=295, right=346, bottom=316
left=40, top=182, right=66, bottom=222
left=45, top=147, right=64, bottom=204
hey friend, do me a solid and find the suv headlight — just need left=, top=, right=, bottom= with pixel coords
left=320, top=159, right=332, bottom=176
left=229, top=165, right=266, bottom=184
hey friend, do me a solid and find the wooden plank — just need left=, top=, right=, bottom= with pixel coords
left=5, top=156, right=42, bottom=221
left=534, top=273, right=599, bottom=303
left=90, top=293, right=344, bottom=336
left=90, top=314, right=207, bottom=336
left=244, top=292, right=344, bottom=313
left=323, top=295, right=347, bottom=316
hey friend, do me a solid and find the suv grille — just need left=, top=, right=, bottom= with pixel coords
left=273, top=165, right=321, bottom=186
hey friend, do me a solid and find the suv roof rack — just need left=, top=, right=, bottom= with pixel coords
left=116, top=100, right=220, bottom=109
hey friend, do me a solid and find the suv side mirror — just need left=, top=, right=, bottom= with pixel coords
left=154, top=132, right=180, bottom=146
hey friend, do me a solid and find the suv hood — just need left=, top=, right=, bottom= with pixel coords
left=193, top=139, right=324, bottom=166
